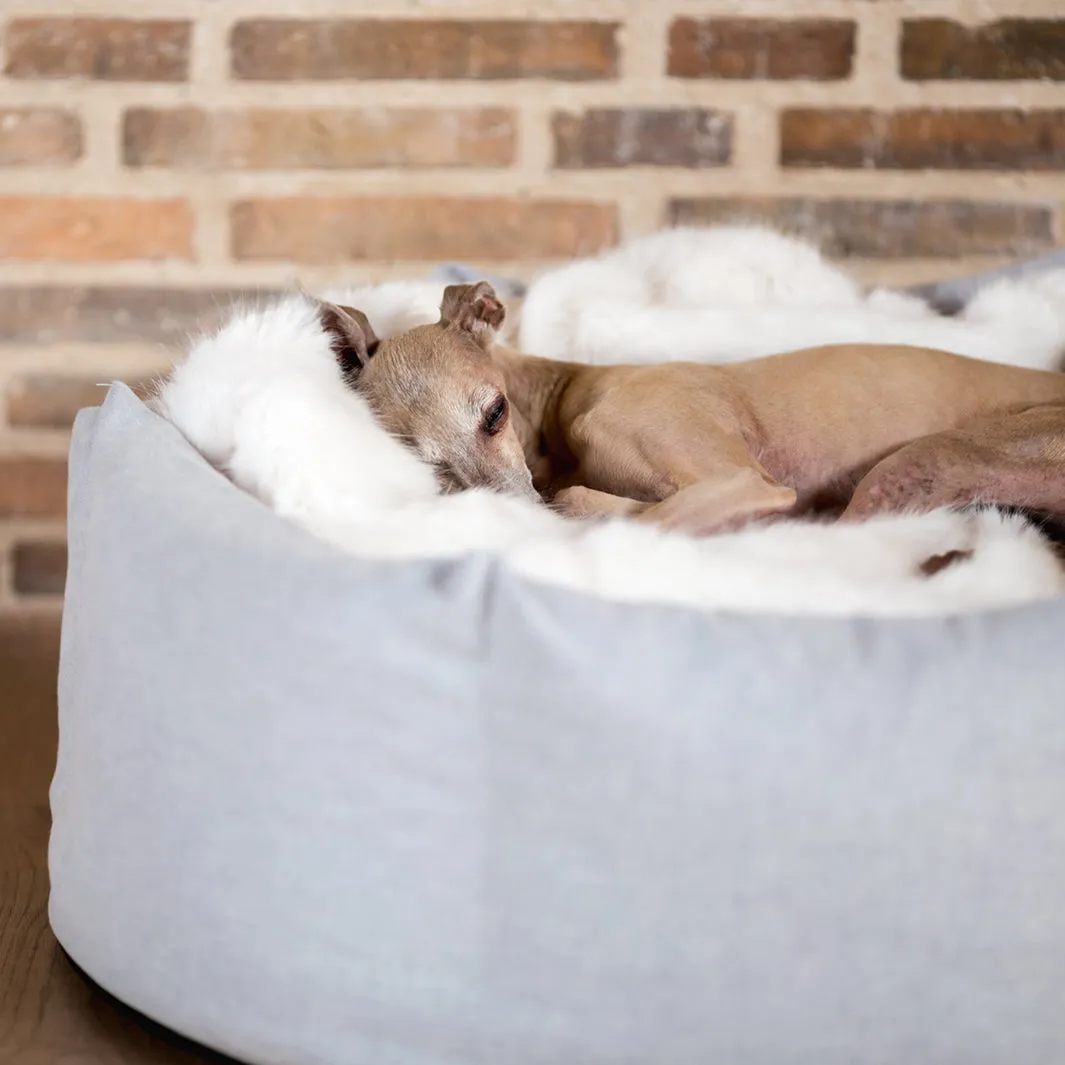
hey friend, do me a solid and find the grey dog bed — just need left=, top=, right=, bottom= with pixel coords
left=48, top=378, right=1065, bottom=1064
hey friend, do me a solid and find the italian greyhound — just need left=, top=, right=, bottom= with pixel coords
left=317, top=282, right=1065, bottom=536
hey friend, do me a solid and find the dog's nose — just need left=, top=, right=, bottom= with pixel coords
left=501, top=470, right=539, bottom=502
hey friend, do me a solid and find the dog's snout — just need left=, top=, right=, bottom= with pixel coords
left=485, top=467, right=537, bottom=501
left=512, top=475, right=541, bottom=502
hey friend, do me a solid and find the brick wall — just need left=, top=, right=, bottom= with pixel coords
left=1, top=0, right=1063, bottom=615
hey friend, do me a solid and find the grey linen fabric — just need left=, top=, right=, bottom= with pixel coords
left=50, top=385, right=1065, bottom=1065
left=905, top=246, right=1065, bottom=313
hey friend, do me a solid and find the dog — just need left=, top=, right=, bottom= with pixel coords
left=315, top=282, right=1065, bottom=537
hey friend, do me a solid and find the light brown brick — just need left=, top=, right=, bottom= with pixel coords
left=668, top=198, right=1055, bottom=259
left=5, top=18, right=190, bottom=81
left=781, top=109, right=1065, bottom=170
left=0, top=198, right=193, bottom=261
left=0, top=287, right=274, bottom=344
left=0, top=109, right=82, bottom=166
left=123, top=107, right=516, bottom=169
left=12, top=541, right=67, bottom=596
left=7, top=374, right=156, bottom=430
left=901, top=19, right=1065, bottom=81
left=668, top=18, right=855, bottom=80
left=231, top=197, right=617, bottom=262
left=553, top=109, right=731, bottom=168
left=0, top=459, right=67, bottom=519
left=230, top=19, right=618, bottom=81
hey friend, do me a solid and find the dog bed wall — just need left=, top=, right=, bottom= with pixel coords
left=50, top=386, right=1065, bottom=1065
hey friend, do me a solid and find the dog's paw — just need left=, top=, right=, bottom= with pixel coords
left=552, top=485, right=641, bottom=522
left=552, top=485, right=600, bottom=519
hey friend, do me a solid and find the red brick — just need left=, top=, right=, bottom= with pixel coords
left=12, top=541, right=67, bottom=596
left=901, top=19, right=1065, bottom=81
left=668, top=198, right=1055, bottom=259
left=0, top=198, right=193, bottom=261
left=231, top=197, right=617, bottom=262
left=123, top=107, right=516, bottom=169
left=0, top=287, right=275, bottom=344
left=7, top=374, right=156, bottom=429
left=230, top=19, right=618, bottom=80
left=5, top=18, right=190, bottom=81
left=781, top=109, right=1065, bottom=170
left=668, top=18, right=855, bottom=80
left=0, top=459, right=67, bottom=519
left=553, top=109, right=731, bottom=168
left=0, top=109, right=82, bottom=166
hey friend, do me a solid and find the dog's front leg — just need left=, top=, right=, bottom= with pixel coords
left=632, top=466, right=798, bottom=537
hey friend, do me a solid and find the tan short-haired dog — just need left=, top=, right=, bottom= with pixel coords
left=318, top=282, right=1065, bottom=536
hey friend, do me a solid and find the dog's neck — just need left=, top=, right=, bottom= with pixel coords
left=490, top=344, right=581, bottom=486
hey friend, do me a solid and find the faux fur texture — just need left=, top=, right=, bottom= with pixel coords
left=155, top=241, right=1065, bottom=618
left=519, top=226, right=1065, bottom=371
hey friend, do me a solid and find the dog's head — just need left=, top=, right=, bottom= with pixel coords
left=318, top=282, right=536, bottom=500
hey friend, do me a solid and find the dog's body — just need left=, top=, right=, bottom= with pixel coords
left=317, top=282, right=1065, bottom=536
left=494, top=341, right=1065, bottom=533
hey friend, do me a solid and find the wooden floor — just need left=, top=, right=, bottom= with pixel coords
left=0, top=614, right=236, bottom=1065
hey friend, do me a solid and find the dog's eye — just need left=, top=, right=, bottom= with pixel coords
left=482, top=395, right=508, bottom=436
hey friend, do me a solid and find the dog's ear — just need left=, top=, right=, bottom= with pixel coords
left=440, top=281, right=505, bottom=347
left=318, top=302, right=379, bottom=378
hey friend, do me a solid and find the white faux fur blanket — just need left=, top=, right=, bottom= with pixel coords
left=520, top=226, right=1065, bottom=371
left=155, top=226, right=1065, bottom=618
